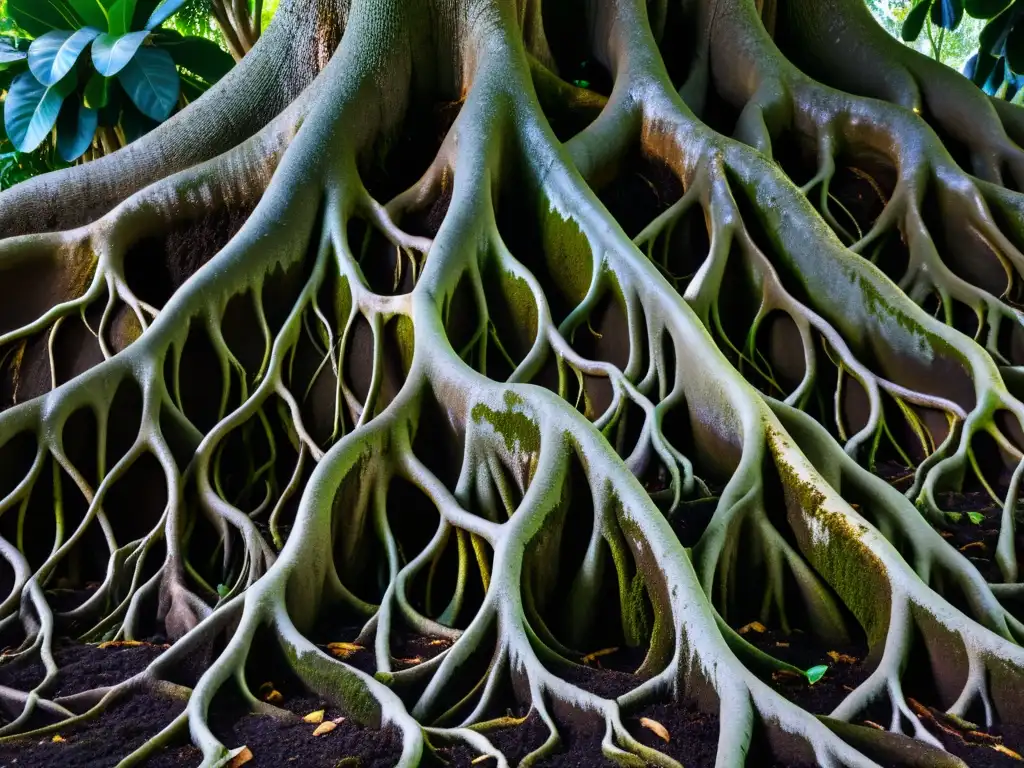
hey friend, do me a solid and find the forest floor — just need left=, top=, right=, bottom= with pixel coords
left=0, top=464, right=1021, bottom=767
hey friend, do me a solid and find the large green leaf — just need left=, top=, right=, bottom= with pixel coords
left=69, top=0, right=109, bottom=28
left=902, top=0, right=933, bottom=41
left=56, top=94, right=98, bottom=161
left=158, top=35, right=233, bottom=84
left=1006, top=16, right=1024, bottom=71
left=106, top=0, right=137, bottom=36
left=29, top=28, right=102, bottom=87
left=931, top=0, right=965, bottom=29
left=966, top=0, right=1013, bottom=18
left=144, top=0, right=188, bottom=30
left=8, top=0, right=82, bottom=37
left=119, top=96, right=157, bottom=142
left=982, top=7, right=1016, bottom=54
left=83, top=71, right=110, bottom=108
left=3, top=70, right=75, bottom=152
left=0, top=41, right=27, bottom=71
left=92, top=30, right=149, bottom=76
left=117, top=45, right=178, bottom=121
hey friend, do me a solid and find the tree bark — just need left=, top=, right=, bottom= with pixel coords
left=0, top=1, right=1022, bottom=766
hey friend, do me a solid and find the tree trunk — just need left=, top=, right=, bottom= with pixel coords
left=0, top=0, right=1022, bottom=765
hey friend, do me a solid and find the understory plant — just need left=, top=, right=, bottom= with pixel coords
left=2, top=0, right=1024, bottom=766
left=0, top=0, right=233, bottom=163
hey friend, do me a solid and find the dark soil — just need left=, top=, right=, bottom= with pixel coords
left=0, top=638, right=167, bottom=705
left=738, top=623, right=871, bottom=715
left=0, top=692, right=184, bottom=767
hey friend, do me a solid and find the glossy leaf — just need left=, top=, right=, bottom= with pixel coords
left=966, top=0, right=1014, bottom=17
left=0, top=41, right=27, bottom=71
left=92, top=30, right=149, bottom=76
left=981, top=8, right=1016, bottom=54
left=106, top=0, right=137, bottom=36
left=4, top=70, right=74, bottom=152
left=8, top=0, right=81, bottom=37
left=56, top=95, right=98, bottom=161
left=984, top=54, right=1008, bottom=93
left=29, top=28, right=102, bottom=87
left=903, top=0, right=932, bottom=41
left=931, top=0, right=965, bottom=30
left=1007, top=16, right=1024, bottom=72
left=158, top=35, right=234, bottom=84
left=69, top=0, right=109, bottom=28
left=117, top=45, right=178, bottom=121
left=119, top=98, right=158, bottom=142
left=806, top=665, right=828, bottom=684
left=83, top=71, right=110, bottom=109
left=145, top=0, right=189, bottom=30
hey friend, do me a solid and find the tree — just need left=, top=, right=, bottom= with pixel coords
left=1, top=0, right=1024, bottom=765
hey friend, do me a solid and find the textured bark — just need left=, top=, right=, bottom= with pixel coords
left=0, top=0, right=1022, bottom=766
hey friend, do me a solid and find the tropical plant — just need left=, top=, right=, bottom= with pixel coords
left=3, top=0, right=1024, bottom=766
left=0, top=0, right=234, bottom=162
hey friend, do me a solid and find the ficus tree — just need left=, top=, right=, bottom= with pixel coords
left=2, top=0, right=1024, bottom=765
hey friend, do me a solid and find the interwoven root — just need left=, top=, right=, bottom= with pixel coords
left=0, top=0, right=1023, bottom=766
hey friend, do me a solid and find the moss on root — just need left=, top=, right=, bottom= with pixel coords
left=0, top=0, right=1023, bottom=767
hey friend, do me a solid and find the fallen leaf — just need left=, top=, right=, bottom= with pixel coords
left=994, top=744, right=1024, bottom=760
left=396, top=656, right=423, bottom=665
left=428, top=639, right=449, bottom=647
left=639, top=717, right=670, bottom=742
left=303, top=710, right=325, bottom=724
left=862, top=721, right=885, bottom=731
left=227, top=746, right=254, bottom=767
left=939, top=531, right=954, bottom=538
left=471, top=756, right=495, bottom=765
left=326, top=642, right=363, bottom=658
left=581, top=647, right=619, bottom=665
left=959, top=541, right=986, bottom=553
left=738, top=621, right=766, bottom=635
left=945, top=511, right=963, bottom=524
left=775, top=641, right=790, bottom=648
left=827, top=651, right=858, bottom=664
left=97, top=640, right=145, bottom=649
left=965, top=730, right=1002, bottom=745
left=805, top=665, right=828, bottom=684
left=312, top=721, right=337, bottom=736
left=967, top=511, right=986, bottom=525
left=258, top=682, right=283, bottom=704
left=51, top=734, right=65, bottom=743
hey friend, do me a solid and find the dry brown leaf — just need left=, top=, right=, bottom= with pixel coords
left=428, top=639, right=449, bottom=647
left=312, top=721, right=337, bottom=736
left=639, top=717, right=670, bottom=743
left=326, top=642, right=363, bottom=658
left=775, top=642, right=790, bottom=648
left=738, top=621, right=766, bottom=635
left=581, top=647, right=619, bottom=665
left=303, top=710, right=325, bottom=724
left=51, top=734, right=65, bottom=743
left=396, top=656, right=423, bottom=665
left=959, top=541, right=986, bottom=553
left=97, top=640, right=145, bottom=649
left=227, top=746, right=254, bottom=767
left=827, top=651, right=858, bottom=664
left=257, top=682, right=283, bottom=704
left=994, top=744, right=1024, bottom=760
left=862, top=721, right=885, bottom=731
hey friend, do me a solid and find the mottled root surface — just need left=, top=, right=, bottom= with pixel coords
left=2, top=0, right=1024, bottom=766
